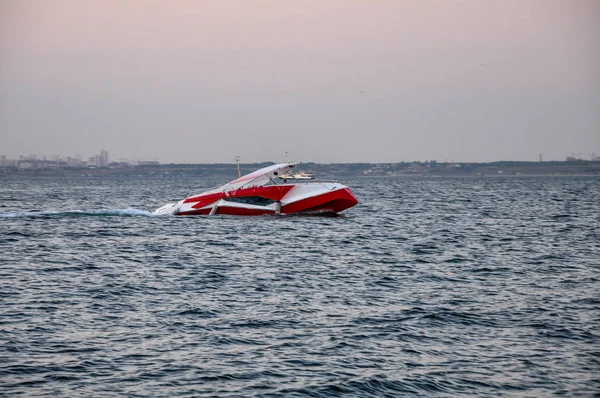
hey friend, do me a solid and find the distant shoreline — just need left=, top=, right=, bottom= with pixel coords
left=2, top=160, right=600, bottom=178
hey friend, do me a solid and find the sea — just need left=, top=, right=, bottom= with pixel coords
left=1, top=175, right=599, bottom=397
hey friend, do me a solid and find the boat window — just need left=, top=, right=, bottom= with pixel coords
left=226, top=196, right=277, bottom=206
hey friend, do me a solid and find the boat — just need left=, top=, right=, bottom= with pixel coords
left=153, top=162, right=358, bottom=216
left=278, top=171, right=315, bottom=180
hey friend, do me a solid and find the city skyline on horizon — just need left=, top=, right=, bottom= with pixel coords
left=2, top=141, right=600, bottom=164
left=2, top=148, right=599, bottom=165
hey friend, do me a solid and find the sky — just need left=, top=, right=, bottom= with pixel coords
left=1, top=0, right=599, bottom=164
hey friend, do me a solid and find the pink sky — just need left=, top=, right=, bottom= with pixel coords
left=1, top=0, right=598, bottom=163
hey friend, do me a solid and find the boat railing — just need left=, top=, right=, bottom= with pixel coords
left=280, top=178, right=339, bottom=183
left=184, top=178, right=340, bottom=198
left=185, top=186, right=220, bottom=198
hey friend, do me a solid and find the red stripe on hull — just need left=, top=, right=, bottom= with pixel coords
left=178, top=208, right=212, bottom=216
left=178, top=205, right=274, bottom=216
left=214, top=207, right=274, bottom=216
left=233, top=185, right=294, bottom=201
left=281, top=188, right=358, bottom=214
left=185, top=193, right=225, bottom=209
left=175, top=187, right=358, bottom=216
left=184, top=185, right=294, bottom=209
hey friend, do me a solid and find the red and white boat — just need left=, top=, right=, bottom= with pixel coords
left=153, top=163, right=358, bottom=216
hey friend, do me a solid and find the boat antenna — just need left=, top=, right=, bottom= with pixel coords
left=286, top=152, right=289, bottom=163
left=234, top=156, right=241, bottom=178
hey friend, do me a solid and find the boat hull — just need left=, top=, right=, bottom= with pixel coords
left=153, top=163, right=358, bottom=216
left=173, top=184, right=357, bottom=216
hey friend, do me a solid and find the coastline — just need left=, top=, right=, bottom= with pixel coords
left=2, top=160, right=600, bottom=179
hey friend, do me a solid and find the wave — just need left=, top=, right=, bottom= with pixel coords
left=0, top=208, right=155, bottom=218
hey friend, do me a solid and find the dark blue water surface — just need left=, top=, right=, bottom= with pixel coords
left=1, top=176, right=599, bottom=397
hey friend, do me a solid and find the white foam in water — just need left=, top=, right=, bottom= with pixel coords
left=0, top=211, right=59, bottom=218
left=0, top=208, right=156, bottom=218
left=91, top=208, right=156, bottom=216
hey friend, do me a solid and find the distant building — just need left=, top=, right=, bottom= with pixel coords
left=100, top=150, right=109, bottom=167
left=18, top=160, right=37, bottom=170
left=66, top=157, right=83, bottom=167
left=89, top=156, right=99, bottom=167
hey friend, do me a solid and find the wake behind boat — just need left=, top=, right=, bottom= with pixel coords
left=153, top=162, right=358, bottom=216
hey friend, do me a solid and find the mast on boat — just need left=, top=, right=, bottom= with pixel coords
left=234, top=156, right=241, bottom=178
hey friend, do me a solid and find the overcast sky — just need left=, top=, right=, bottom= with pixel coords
left=1, top=0, right=598, bottom=163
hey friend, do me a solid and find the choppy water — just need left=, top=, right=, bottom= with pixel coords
left=1, top=176, right=599, bottom=397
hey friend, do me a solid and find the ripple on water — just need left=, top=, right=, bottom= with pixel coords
left=0, top=176, right=599, bottom=396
